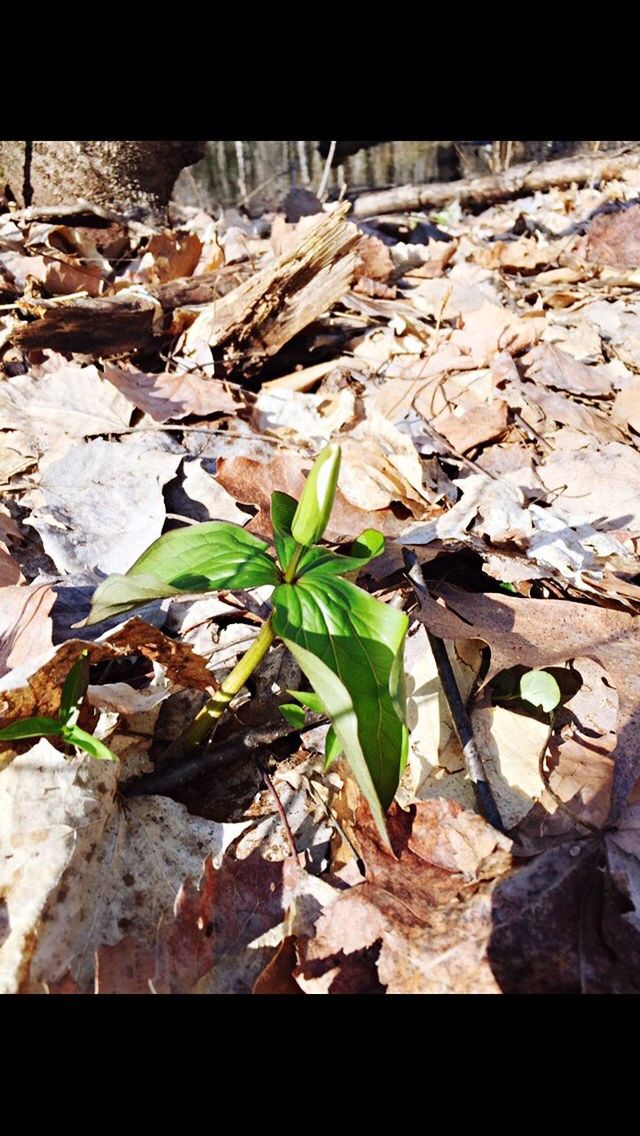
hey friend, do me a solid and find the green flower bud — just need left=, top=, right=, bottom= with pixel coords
left=291, top=443, right=341, bottom=547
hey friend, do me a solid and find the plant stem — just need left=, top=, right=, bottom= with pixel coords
left=181, top=615, right=276, bottom=753
left=284, top=542, right=305, bottom=583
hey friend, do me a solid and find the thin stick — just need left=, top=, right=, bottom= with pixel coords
left=124, top=714, right=325, bottom=799
left=402, top=548, right=505, bottom=833
left=258, top=757, right=298, bottom=858
left=317, top=140, right=336, bottom=200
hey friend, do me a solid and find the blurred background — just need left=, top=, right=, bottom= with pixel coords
left=174, top=141, right=633, bottom=214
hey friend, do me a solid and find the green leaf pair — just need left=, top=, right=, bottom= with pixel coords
left=82, top=442, right=408, bottom=843
left=0, top=651, right=117, bottom=762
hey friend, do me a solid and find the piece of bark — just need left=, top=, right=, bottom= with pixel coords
left=11, top=267, right=245, bottom=354
left=182, top=203, right=361, bottom=373
left=351, top=146, right=640, bottom=218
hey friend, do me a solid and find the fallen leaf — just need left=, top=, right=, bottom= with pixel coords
left=585, top=203, right=640, bottom=268
left=0, top=364, right=132, bottom=445
left=0, top=583, right=55, bottom=680
left=103, top=365, right=239, bottom=422
left=24, top=440, right=181, bottom=574
left=0, top=739, right=248, bottom=993
left=296, top=800, right=511, bottom=994
left=522, top=343, right=614, bottom=397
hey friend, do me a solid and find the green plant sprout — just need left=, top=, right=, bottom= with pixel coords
left=0, top=649, right=117, bottom=761
left=80, top=443, right=408, bottom=843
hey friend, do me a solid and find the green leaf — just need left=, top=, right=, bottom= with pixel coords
left=291, top=443, right=341, bottom=547
left=271, top=491, right=298, bottom=573
left=59, top=650, right=90, bottom=726
left=279, top=703, right=307, bottom=729
left=62, top=725, right=118, bottom=762
left=273, top=574, right=408, bottom=839
left=286, top=689, right=325, bottom=714
left=271, top=493, right=384, bottom=581
left=519, top=670, right=561, bottom=713
left=297, top=529, right=385, bottom=580
left=87, top=522, right=280, bottom=625
left=324, top=725, right=342, bottom=770
left=0, top=716, right=64, bottom=741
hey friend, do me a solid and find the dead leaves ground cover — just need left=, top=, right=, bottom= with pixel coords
left=3, top=165, right=640, bottom=993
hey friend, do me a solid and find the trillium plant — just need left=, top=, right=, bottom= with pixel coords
left=84, top=443, right=407, bottom=842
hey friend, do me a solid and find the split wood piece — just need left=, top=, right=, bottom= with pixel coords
left=182, top=202, right=361, bottom=373
left=11, top=267, right=247, bottom=354
left=402, top=548, right=505, bottom=833
left=352, top=145, right=640, bottom=218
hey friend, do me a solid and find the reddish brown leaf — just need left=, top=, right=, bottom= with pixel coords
left=586, top=204, right=640, bottom=269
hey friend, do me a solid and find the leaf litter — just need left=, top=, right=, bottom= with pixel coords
left=4, top=151, right=640, bottom=992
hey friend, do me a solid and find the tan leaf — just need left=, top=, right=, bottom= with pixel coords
left=24, top=439, right=181, bottom=574
left=0, top=740, right=248, bottom=993
left=0, top=583, right=55, bottom=681
left=103, top=365, right=239, bottom=422
left=0, top=364, right=132, bottom=445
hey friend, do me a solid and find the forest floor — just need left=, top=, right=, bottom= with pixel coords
left=3, top=149, right=640, bottom=994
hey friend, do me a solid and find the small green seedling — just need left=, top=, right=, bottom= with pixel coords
left=0, top=649, right=117, bottom=761
left=83, top=443, right=409, bottom=844
left=519, top=669, right=561, bottom=714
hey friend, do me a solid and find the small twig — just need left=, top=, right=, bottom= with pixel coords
left=317, top=140, right=336, bottom=200
left=402, top=549, right=505, bottom=833
left=258, top=757, right=298, bottom=858
left=124, top=713, right=328, bottom=799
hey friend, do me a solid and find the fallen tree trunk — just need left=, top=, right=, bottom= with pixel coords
left=351, top=146, right=640, bottom=218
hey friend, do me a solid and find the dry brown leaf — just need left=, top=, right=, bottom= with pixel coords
left=0, top=364, right=132, bottom=445
left=296, top=800, right=511, bottom=994
left=435, top=400, right=509, bottom=454
left=0, top=583, right=55, bottom=681
left=103, top=365, right=239, bottom=423
left=0, top=616, right=216, bottom=752
left=353, top=235, right=395, bottom=283
left=24, top=439, right=181, bottom=575
left=216, top=452, right=410, bottom=541
left=585, top=203, right=640, bottom=268
left=414, top=585, right=640, bottom=808
left=130, top=231, right=202, bottom=286
left=152, top=853, right=303, bottom=994
left=181, top=459, right=249, bottom=524
left=536, top=442, right=640, bottom=534
left=612, top=379, right=640, bottom=434
left=522, top=343, right=615, bottom=397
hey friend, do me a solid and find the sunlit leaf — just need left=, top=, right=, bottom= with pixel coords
left=273, top=574, right=408, bottom=837
left=63, top=725, right=118, bottom=762
left=324, top=725, right=342, bottom=770
left=279, top=703, right=306, bottom=729
left=0, top=716, right=63, bottom=741
left=59, top=650, right=90, bottom=727
left=87, top=522, right=280, bottom=625
left=520, top=669, right=562, bottom=713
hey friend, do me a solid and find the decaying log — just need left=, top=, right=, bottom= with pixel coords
left=351, top=146, right=640, bottom=218
left=182, top=202, right=361, bottom=372
left=11, top=267, right=248, bottom=355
